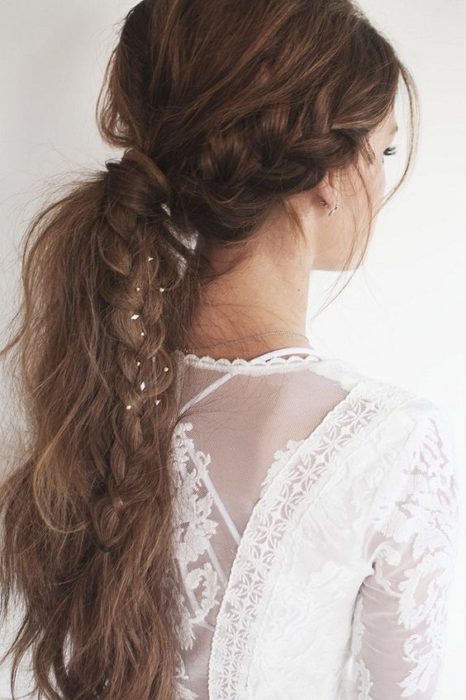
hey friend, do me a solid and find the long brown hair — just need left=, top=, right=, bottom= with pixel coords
left=0, top=1, right=418, bottom=697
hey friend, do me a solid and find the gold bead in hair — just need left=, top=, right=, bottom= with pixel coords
left=125, top=258, right=168, bottom=410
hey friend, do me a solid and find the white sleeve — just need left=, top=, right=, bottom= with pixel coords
left=349, top=408, right=461, bottom=699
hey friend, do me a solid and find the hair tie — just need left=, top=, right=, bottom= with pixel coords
left=98, top=542, right=113, bottom=553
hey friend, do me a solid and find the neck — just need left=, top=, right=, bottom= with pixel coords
left=186, top=228, right=313, bottom=359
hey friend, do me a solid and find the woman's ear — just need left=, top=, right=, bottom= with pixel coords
left=314, top=171, right=339, bottom=211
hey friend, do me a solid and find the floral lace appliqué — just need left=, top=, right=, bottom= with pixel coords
left=349, top=411, right=460, bottom=699
left=170, top=420, right=222, bottom=699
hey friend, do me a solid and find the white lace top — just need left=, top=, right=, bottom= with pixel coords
left=168, top=346, right=461, bottom=700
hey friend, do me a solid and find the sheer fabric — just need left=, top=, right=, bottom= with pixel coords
left=168, top=346, right=460, bottom=700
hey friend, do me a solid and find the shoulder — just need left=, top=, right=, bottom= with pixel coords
left=360, top=373, right=455, bottom=474
left=308, top=354, right=460, bottom=527
left=349, top=376, right=461, bottom=544
left=311, top=356, right=457, bottom=489
left=331, top=370, right=462, bottom=562
left=312, top=354, right=452, bottom=437
left=361, top=373, right=454, bottom=452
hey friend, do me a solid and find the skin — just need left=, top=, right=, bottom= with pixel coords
left=186, top=111, right=399, bottom=359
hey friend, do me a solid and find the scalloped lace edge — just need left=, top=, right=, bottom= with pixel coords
left=171, top=349, right=322, bottom=369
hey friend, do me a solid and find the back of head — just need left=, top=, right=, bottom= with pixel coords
left=0, top=1, right=418, bottom=698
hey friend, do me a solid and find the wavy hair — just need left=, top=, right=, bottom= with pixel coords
left=0, top=0, right=418, bottom=697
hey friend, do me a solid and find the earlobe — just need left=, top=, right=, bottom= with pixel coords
left=315, top=172, right=340, bottom=214
left=318, top=195, right=340, bottom=216
left=319, top=192, right=340, bottom=216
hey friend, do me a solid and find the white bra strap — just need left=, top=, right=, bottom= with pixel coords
left=179, top=346, right=317, bottom=415
left=180, top=373, right=235, bottom=416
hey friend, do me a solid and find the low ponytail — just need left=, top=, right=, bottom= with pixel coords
left=0, top=141, right=190, bottom=697
left=94, top=147, right=174, bottom=550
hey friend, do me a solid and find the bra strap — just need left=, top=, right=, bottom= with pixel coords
left=178, top=346, right=318, bottom=415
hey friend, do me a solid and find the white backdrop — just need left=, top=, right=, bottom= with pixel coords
left=0, top=1, right=464, bottom=697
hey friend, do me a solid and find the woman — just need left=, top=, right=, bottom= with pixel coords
left=0, top=0, right=459, bottom=698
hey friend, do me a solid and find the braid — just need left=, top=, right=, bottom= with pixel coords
left=90, top=148, right=175, bottom=554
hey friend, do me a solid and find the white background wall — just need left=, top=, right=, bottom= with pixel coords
left=0, top=0, right=464, bottom=697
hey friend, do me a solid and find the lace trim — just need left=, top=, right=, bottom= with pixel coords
left=171, top=348, right=323, bottom=373
left=259, top=437, right=309, bottom=499
left=207, top=379, right=414, bottom=698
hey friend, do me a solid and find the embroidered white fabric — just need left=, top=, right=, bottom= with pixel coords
left=167, top=346, right=461, bottom=700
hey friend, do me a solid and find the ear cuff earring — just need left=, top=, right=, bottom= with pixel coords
left=320, top=197, right=339, bottom=216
